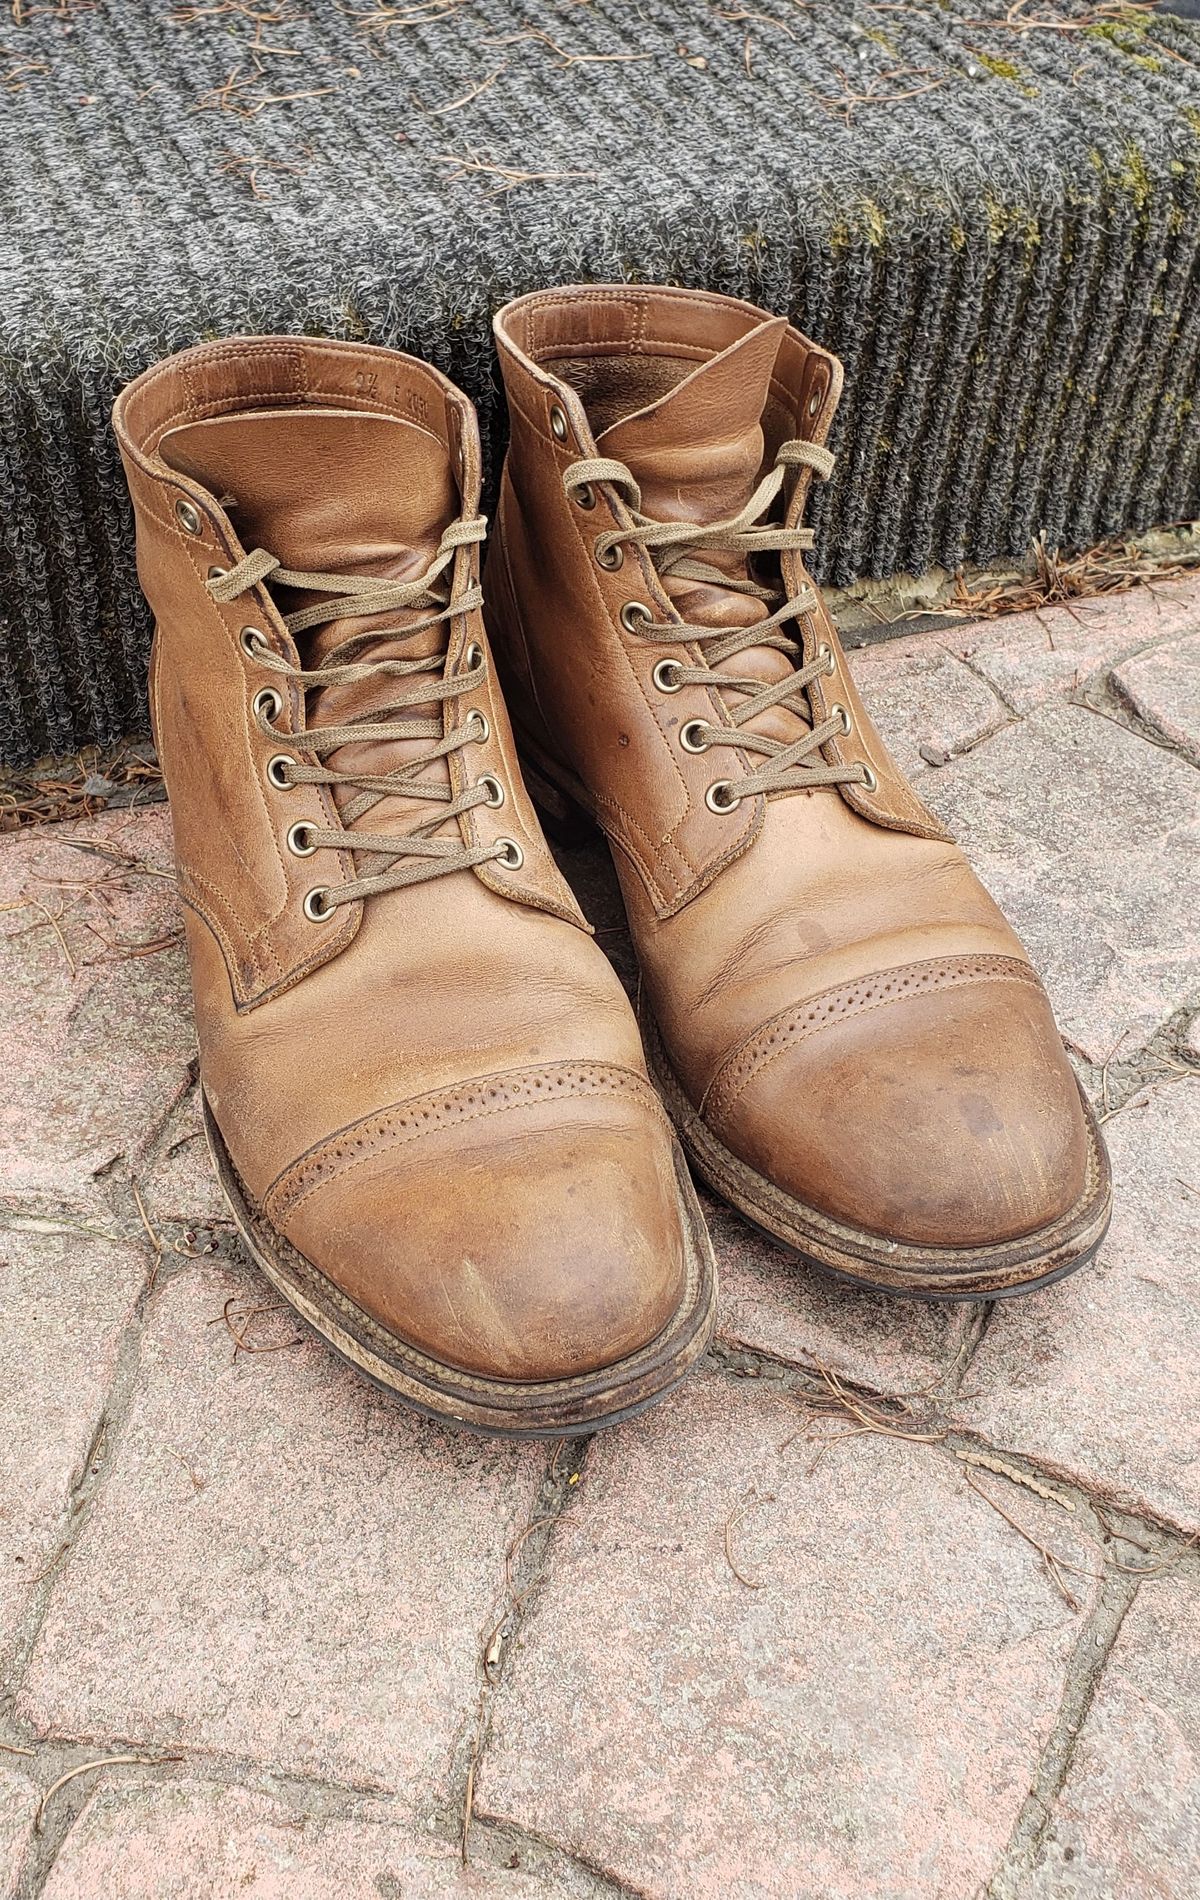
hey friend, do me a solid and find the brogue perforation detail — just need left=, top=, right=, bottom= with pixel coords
left=266, top=1060, right=665, bottom=1223
left=704, top=954, right=1042, bottom=1124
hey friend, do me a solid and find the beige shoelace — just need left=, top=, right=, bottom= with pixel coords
left=562, top=440, right=871, bottom=810
left=208, top=516, right=516, bottom=914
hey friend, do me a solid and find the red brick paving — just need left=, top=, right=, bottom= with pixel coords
left=2, top=580, right=1198, bottom=1897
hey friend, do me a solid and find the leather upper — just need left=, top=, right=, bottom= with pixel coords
left=486, top=285, right=1095, bottom=1253
left=113, top=335, right=690, bottom=1376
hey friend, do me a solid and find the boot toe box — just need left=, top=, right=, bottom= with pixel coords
left=705, top=957, right=1095, bottom=1252
left=267, top=1063, right=691, bottom=1382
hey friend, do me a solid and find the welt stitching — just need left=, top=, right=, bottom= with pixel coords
left=706, top=959, right=1040, bottom=1120
left=142, top=377, right=454, bottom=447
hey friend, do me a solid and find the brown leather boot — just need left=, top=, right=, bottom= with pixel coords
left=113, top=335, right=715, bottom=1432
left=485, top=285, right=1111, bottom=1299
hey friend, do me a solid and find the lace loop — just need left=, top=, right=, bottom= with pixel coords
left=562, top=441, right=871, bottom=803
left=209, top=515, right=514, bottom=906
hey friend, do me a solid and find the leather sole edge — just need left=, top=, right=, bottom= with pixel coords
left=202, top=1091, right=718, bottom=1436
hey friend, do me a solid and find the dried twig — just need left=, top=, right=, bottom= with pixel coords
left=484, top=24, right=651, bottom=66
left=955, top=1448, right=1076, bottom=1510
left=424, top=65, right=503, bottom=114
left=814, top=64, right=945, bottom=127
left=952, top=529, right=1200, bottom=623
left=209, top=1296, right=302, bottom=1358
left=799, top=1362, right=948, bottom=1471
left=35, top=1755, right=182, bottom=1831
left=430, top=149, right=596, bottom=192
left=130, top=1179, right=166, bottom=1288
left=1109, top=1529, right=1200, bottom=1578
left=965, top=1472, right=1101, bottom=1611
left=723, top=1489, right=776, bottom=1588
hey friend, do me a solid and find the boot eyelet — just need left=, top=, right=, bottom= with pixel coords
left=620, top=600, right=652, bottom=635
left=252, top=687, right=283, bottom=726
left=860, top=764, right=879, bottom=793
left=653, top=658, right=683, bottom=694
left=595, top=538, right=624, bottom=572
left=174, top=497, right=202, bottom=535
left=287, top=821, right=317, bottom=857
left=241, top=626, right=268, bottom=658
left=478, top=773, right=505, bottom=808
left=679, top=720, right=709, bottom=753
left=706, top=780, right=741, bottom=814
left=549, top=404, right=569, bottom=442
left=207, top=564, right=228, bottom=582
left=464, top=640, right=484, bottom=671
left=574, top=482, right=596, bottom=510
left=830, top=703, right=852, bottom=736
left=807, top=384, right=823, bottom=419
left=266, top=754, right=296, bottom=790
left=818, top=643, right=835, bottom=674
left=469, top=710, right=490, bottom=744
left=303, top=887, right=333, bottom=922
left=495, top=837, right=524, bottom=869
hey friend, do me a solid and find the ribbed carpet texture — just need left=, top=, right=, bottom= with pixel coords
left=2, top=0, right=1199, bottom=763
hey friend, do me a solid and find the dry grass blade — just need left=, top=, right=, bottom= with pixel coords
left=430, top=149, right=596, bottom=192
left=484, top=25, right=651, bottom=66
left=798, top=1361, right=948, bottom=1471
left=1109, top=1529, right=1200, bottom=1578
left=953, top=529, right=1200, bottom=622
left=35, top=1755, right=182, bottom=1831
left=723, top=1489, right=776, bottom=1589
left=0, top=742, right=162, bottom=834
left=349, top=0, right=462, bottom=36
left=424, top=65, right=503, bottom=114
left=209, top=1296, right=302, bottom=1358
left=964, top=1471, right=1102, bottom=1611
left=131, top=1178, right=166, bottom=1288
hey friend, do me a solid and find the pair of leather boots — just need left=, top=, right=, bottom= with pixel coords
left=114, top=285, right=1111, bottom=1437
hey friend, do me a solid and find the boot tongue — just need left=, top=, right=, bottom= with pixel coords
left=597, top=315, right=786, bottom=534
left=595, top=318, right=808, bottom=751
left=160, top=407, right=459, bottom=833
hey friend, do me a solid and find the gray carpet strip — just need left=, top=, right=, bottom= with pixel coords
left=0, top=0, right=1198, bottom=761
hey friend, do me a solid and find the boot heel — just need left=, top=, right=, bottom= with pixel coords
left=519, top=749, right=598, bottom=846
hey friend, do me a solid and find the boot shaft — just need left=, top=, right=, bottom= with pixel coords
left=113, top=335, right=576, bottom=1011
left=486, top=283, right=947, bottom=919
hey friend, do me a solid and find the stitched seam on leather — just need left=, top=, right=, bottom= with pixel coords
left=704, top=956, right=1042, bottom=1123
left=143, top=373, right=449, bottom=448
left=266, top=1062, right=665, bottom=1223
left=155, top=519, right=359, bottom=994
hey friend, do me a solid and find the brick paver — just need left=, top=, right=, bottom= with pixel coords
left=958, top=1080, right=1200, bottom=1532
left=706, top=1189, right=959, bottom=1392
left=1112, top=627, right=1200, bottom=767
left=1025, top=1574, right=1200, bottom=1899
left=0, top=809, right=193, bottom=1200
left=916, top=701, right=1199, bottom=1063
left=843, top=636, right=1010, bottom=777
left=19, top=1260, right=542, bottom=1798
left=941, top=585, right=1200, bottom=715
left=1, top=1764, right=34, bottom=1900
left=2, top=577, right=1199, bottom=1898
left=479, top=1372, right=1099, bottom=1900
left=38, top=1778, right=563, bottom=1900
left=0, top=1229, right=146, bottom=1661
